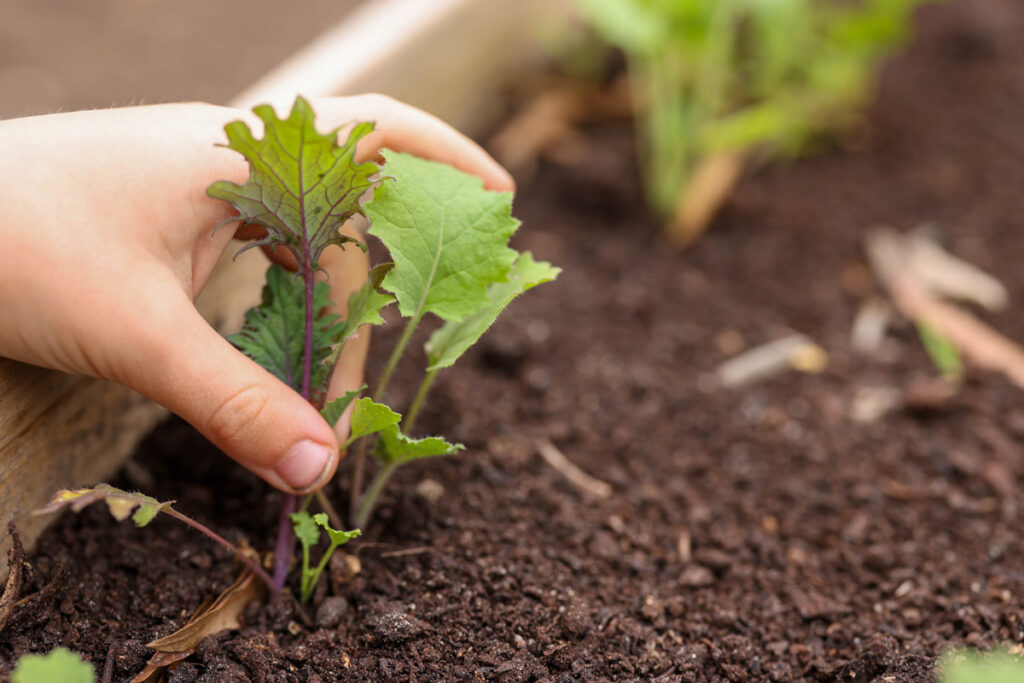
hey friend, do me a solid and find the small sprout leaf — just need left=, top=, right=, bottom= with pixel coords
left=130, top=501, right=163, bottom=527
left=337, top=263, right=395, bottom=344
left=917, top=323, right=963, bottom=382
left=207, top=96, right=378, bottom=268
left=291, top=510, right=321, bottom=548
left=313, top=512, right=362, bottom=546
left=320, top=385, right=367, bottom=427
left=36, top=485, right=173, bottom=528
left=229, top=263, right=343, bottom=398
left=344, top=398, right=402, bottom=448
left=12, top=648, right=94, bottom=683
left=426, top=252, right=560, bottom=370
left=377, top=425, right=463, bottom=467
left=365, top=151, right=520, bottom=324
left=290, top=511, right=361, bottom=603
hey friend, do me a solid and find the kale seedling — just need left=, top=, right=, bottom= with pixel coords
left=207, top=97, right=375, bottom=590
left=211, top=97, right=559, bottom=596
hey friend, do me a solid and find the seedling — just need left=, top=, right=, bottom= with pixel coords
left=11, top=647, right=93, bottom=683
left=291, top=511, right=360, bottom=603
left=212, top=97, right=558, bottom=596
left=576, top=0, right=934, bottom=242
left=38, top=96, right=558, bottom=607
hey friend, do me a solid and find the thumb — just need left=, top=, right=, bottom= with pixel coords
left=125, top=302, right=339, bottom=494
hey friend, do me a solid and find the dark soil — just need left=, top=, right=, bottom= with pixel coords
left=4, top=0, right=1024, bottom=681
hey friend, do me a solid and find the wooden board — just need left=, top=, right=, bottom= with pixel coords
left=0, top=0, right=560, bottom=577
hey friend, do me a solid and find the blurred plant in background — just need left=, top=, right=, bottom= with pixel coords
left=575, top=0, right=935, bottom=246
left=939, top=647, right=1024, bottom=683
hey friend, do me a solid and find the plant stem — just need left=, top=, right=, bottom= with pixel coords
left=272, top=255, right=318, bottom=591
left=355, top=462, right=397, bottom=529
left=403, top=367, right=438, bottom=435
left=349, top=312, right=425, bottom=522
left=300, top=539, right=342, bottom=604
left=271, top=494, right=297, bottom=588
left=373, top=312, right=425, bottom=402
left=164, top=508, right=275, bottom=589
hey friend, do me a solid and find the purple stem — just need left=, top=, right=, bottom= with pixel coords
left=270, top=155, right=318, bottom=590
left=271, top=493, right=297, bottom=587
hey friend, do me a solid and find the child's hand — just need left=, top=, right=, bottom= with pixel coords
left=0, top=96, right=513, bottom=494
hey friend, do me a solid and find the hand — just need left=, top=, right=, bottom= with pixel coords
left=0, top=95, right=513, bottom=494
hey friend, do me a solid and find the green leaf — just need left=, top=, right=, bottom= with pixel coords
left=345, top=398, right=402, bottom=448
left=312, top=513, right=362, bottom=546
left=290, top=510, right=321, bottom=548
left=364, top=151, right=520, bottom=324
left=575, top=0, right=667, bottom=53
left=229, top=263, right=342, bottom=397
left=337, top=263, right=395, bottom=344
left=35, top=484, right=173, bottom=529
left=320, top=385, right=366, bottom=427
left=376, top=424, right=463, bottom=467
left=12, top=648, right=94, bottom=683
left=207, top=96, right=379, bottom=268
left=426, top=252, right=560, bottom=370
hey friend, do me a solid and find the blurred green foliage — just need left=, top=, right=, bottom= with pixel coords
left=576, top=0, right=935, bottom=218
left=12, top=648, right=94, bottom=683
left=939, top=647, right=1024, bottom=683
left=917, top=322, right=963, bottom=382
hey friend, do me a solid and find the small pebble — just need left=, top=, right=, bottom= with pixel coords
left=315, top=596, right=349, bottom=629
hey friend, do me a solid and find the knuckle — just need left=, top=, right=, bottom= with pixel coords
left=207, top=384, right=271, bottom=445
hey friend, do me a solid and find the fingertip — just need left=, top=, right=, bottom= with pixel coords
left=485, top=164, right=517, bottom=194
left=250, top=440, right=339, bottom=495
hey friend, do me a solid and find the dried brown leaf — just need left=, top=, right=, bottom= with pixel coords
left=129, top=650, right=191, bottom=683
left=146, top=564, right=265, bottom=653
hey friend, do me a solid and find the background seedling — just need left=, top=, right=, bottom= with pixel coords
left=11, top=647, right=93, bottom=683
left=576, top=0, right=934, bottom=244
left=212, top=98, right=559, bottom=595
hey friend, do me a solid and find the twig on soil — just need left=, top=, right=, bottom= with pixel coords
left=101, top=641, right=117, bottom=683
left=379, top=546, right=434, bottom=559
left=716, top=334, right=828, bottom=388
left=900, top=228, right=1008, bottom=311
left=0, top=522, right=24, bottom=635
left=535, top=439, right=612, bottom=499
left=866, top=227, right=1024, bottom=391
